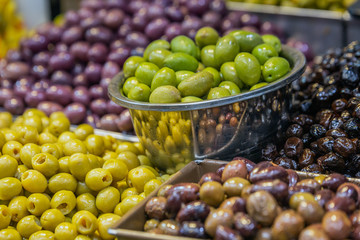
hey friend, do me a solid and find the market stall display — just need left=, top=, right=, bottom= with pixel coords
left=110, top=158, right=360, bottom=239
left=262, top=41, right=360, bottom=177
left=109, top=43, right=305, bottom=173
left=0, top=0, right=294, bottom=134
left=0, top=109, right=169, bottom=240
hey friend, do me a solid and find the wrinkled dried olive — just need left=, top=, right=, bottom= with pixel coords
left=333, top=137, right=356, bottom=158
left=298, top=149, right=315, bottom=168
left=286, top=124, right=304, bottom=138
left=317, top=152, right=345, bottom=173
left=284, top=137, right=304, bottom=158
left=316, top=136, right=334, bottom=154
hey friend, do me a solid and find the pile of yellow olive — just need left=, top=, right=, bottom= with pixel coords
left=0, top=109, right=168, bottom=240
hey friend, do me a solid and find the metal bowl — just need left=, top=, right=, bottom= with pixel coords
left=109, top=45, right=306, bottom=174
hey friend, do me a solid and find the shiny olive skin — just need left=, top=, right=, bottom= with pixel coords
left=234, top=212, right=257, bottom=238
left=201, top=45, right=217, bottom=68
left=250, top=179, right=288, bottom=202
left=252, top=43, right=279, bottom=65
left=176, top=201, right=210, bottom=223
left=246, top=190, right=278, bottom=226
left=219, top=196, right=246, bottom=214
left=249, top=162, right=288, bottom=183
left=215, top=225, right=242, bottom=240
left=145, top=196, right=167, bottom=221
left=204, top=208, right=234, bottom=237
left=271, top=209, right=304, bottom=240
left=223, top=177, right=251, bottom=197
left=179, top=221, right=207, bottom=238
left=322, top=210, right=351, bottom=240
left=235, top=52, right=261, bottom=86
left=262, top=57, right=290, bottom=83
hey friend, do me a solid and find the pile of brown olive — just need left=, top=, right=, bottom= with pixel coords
left=262, top=41, right=360, bottom=177
left=143, top=157, right=360, bottom=239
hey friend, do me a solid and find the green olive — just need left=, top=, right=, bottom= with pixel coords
left=215, top=35, right=239, bottom=67
left=218, top=81, right=241, bottom=95
left=262, top=57, right=290, bottom=83
left=195, top=27, right=219, bottom=49
left=235, top=52, right=261, bottom=86
left=143, top=39, right=170, bottom=60
left=230, top=30, right=264, bottom=52
left=151, top=67, right=177, bottom=91
left=170, top=35, right=198, bottom=58
left=123, top=56, right=145, bottom=79
left=207, top=87, right=231, bottom=100
left=252, top=43, right=279, bottom=65
left=127, top=83, right=151, bottom=102
left=134, top=62, right=159, bottom=87
left=149, top=86, right=181, bottom=104
left=200, top=45, right=217, bottom=68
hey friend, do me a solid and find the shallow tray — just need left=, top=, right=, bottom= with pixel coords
left=108, top=159, right=360, bottom=240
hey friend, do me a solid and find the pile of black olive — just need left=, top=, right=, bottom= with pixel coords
left=262, top=41, right=360, bottom=177
left=143, top=157, right=360, bottom=239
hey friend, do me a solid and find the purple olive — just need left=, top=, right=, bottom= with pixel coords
left=15, top=76, right=34, bottom=87
left=73, top=73, right=88, bottom=87
left=210, top=0, right=227, bottom=15
left=145, top=18, right=169, bottom=40
left=116, top=109, right=133, bottom=132
left=260, top=21, right=283, bottom=38
left=64, top=103, right=87, bottom=124
left=80, top=16, right=101, bottom=30
left=89, top=85, right=106, bottom=99
left=88, top=43, right=108, bottom=63
left=85, top=114, right=101, bottom=128
left=37, top=101, right=64, bottom=116
left=84, top=62, right=102, bottom=84
left=101, top=61, right=120, bottom=79
left=3, top=62, right=30, bottom=80
left=78, top=8, right=94, bottom=20
left=72, top=63, right=85, bottom=76
left=72, top=86, right=91, bottom=105
left=62, top=26, right=83, bottom=45
left=241, top=13, right=261, bottom=28
left=50, top=70, right=72, bottom=86
left=95, top=9, right=107, bottom=23
left=125, top=32, right=149, bottom=48
left=0, top=79, right=13, bottom=89
left=100, top=78, right=111, bottom=90
left=165, top=23, right=183, bottom=41
left=104, top=9, right=124, bottom=29
left=110, top=39, right=127, bottom=50
left=46, top=85, right=73, bottom=106
left=64, top=10, right=80, bottom=27
left=32, top=79, right=50, bottom=91
left=127, top=1, right=148, bottom=14
left=85, top=27, right=113, bottom=44
left=81, top=0, right=104, bottom=10
left=181, top=16, right=203, bottom=35
left=13, top=84, right=31, bottom=98
left=187, top=0, right=210, bottom=15
left=31, top=65, right=49, bottom=79
left=6, top=50, right=22, bottom=62
left=70, top=41, right=90, bottom=62
left=165, top=6, right=184, bottom=22
left=100, top=114, right=119, bottom=132
left=27, top=34, right=49, bottom=53
left=25, top=90, right=46, bottom=107
left=47, top=25, right=63, bottom=43
left=33, top=51, right=51, bottom=66
left=90, top=98, right=107, bottom=116
left=315, top=189, right=335, bottom=208
left=107, top=47, right=131, bottom=66
left=4, top=97, right=24, bottom=115
left=49, top=52, right=74, bottom=71
left=106, top=100, right=125, bottom=115
left=0, top=88, right=14, bottom=106
left=241, top=26, right=259, bottom=34
left=202, top=11, right=222, bottom=29
left=117, top=24, right=132, bottom=38
left=106, top=0, right=126, bottom=9
left=54, top=43, right=69, bottom=53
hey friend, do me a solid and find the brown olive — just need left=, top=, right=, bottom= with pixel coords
left=326, top=129, right=347, bottom=138
left=218, top=197, right=246, bottom=214
left=286, top=124, right=304, bottom=138
left=176, top=201, right=210, bottom=223
left=216, top=164, right=226, bottom=177
left=250, top=179, right=288, bottom=202
left=221, top=160, right=248, bottom=183
left=232, top=157, right=256, bottom=172
left=350, top=210, right=360, bottom=227
left=286, top=169, right=299, bottom=187
left=352, top=226, right=360, bottom=240
left=249, top=162, right=288, bottom=183
left=284, top=137, right=304, bottom=158
left=295, top=179, right=321, bottom=192
left=271, top=209, right=304, bottom=240
left=298, top=148, right=315, bottom=168
left=317, top=152, right=345, bottom=173
left=325, top=196, right=356, bottom=214
left=336, top=182, right=360, bottom=206
left=321, top=173, right=348, bottom=191
left=234, top=212, right=257, bottom=238
left=297, top=200, right=324, bottom=225
left=262, top=143, right=279, bottom=162
left=254, top=228, right=272, bottom=240
left=198, top=172, right=221, bottom=186
left=314, top=189, right=335, bottom=208
left=144, top=219, right=160, bottom=232
left=204, top=209, right=234, bottom=237
left=246, top=190, right=278, bottom=227
left=333, top=137, right=356, bottom=158
left=223, top=177, right=250, bottom=197
left=316, top=136, right=334, bottom=153
left=179, top=221, right=206, bottom=238
left=299, top=224, right=330, bottom=240
left=158, top=219, right=180, bottom=236
left=215, top=225, right=242, bottom=240
left=199, top=181, right=224, bottom=207
left=322, top=210, right=351, bottom=240
left=145, top=197, right=167, bottom=220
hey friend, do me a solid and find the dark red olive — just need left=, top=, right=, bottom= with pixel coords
left=325, top=196, right=356, bottom=214
left=179, top=221, right=206, bottom=238
left=315, top=189, right=335, bottom=208
left=198, top=172, right=221, bottom=186
left=4, top=97, right=24, bottom=115
left=322, top=173, right=348, bottom=192
left=215, top=225, right=242, bottom=240
left=115, top=109, right=133, bottom=132
left=249, top=162, right=288, bottom=183
left=234, top=212, right=257, bottom=238
left=64, top=103, right=87, bottom=124
left=218, top=197, right=246, bottom=214
left=145, top=197, right=167, bottom=221
left=100, top=114, right=119, bottom=132
left=176, top=201, right=210, bottom=223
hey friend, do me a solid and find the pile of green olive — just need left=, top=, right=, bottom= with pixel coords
left=0, top=110, right=168, bottom=240
left=120, top=27, right=290, bottom=103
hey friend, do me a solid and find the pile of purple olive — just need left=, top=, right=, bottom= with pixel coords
left=262, top=41, right=360, bottom=177
left=0, top=0, right=310, bottom=133
left=143, top=157, right=360, bottom=239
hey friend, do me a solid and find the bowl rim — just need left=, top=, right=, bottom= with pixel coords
left=108, top=45, right=306, bottom=112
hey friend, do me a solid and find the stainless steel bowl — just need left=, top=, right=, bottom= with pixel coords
left=109, top=45, right=306, bottom=174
